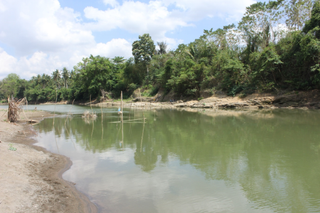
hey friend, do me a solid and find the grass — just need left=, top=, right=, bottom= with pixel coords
left=8, top=144, right=17, bottom=151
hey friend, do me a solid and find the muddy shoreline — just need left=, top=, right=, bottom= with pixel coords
left=0, top=110, right=97, bottom=213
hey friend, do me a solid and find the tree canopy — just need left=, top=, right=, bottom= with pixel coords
left=1, top=0, right=320, bottom=103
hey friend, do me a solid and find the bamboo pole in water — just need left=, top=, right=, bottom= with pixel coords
left=121, top=91, right=123, bottom=111
left=90, top=95, right=93, bottom=112
left=53, top=88, right=57, bottom=125
left=121, top=91, right=123, bottom=120
left=53, top=89, right=60, bottom=153
left=121, top=115, right=124, bottom=146
left=101, top=100, right=104, bottom=142
left=100, top=100, right=103, bottom=119
left=120, top=91, right=124, bottom=147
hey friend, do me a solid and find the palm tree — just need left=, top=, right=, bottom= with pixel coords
left=157, top=42, right=167, bottom=55
left=112, top=56, right=125, bottom=64
left=41, top=74, right=50, bottom=88
left=52, top=69, right=61, bottom=89
left=62, top=67, right=69, bottom=88
left=262, top=21, right=274, bottom=47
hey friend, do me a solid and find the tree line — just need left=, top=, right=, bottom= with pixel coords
left=1, top=0, right=320, bottom=103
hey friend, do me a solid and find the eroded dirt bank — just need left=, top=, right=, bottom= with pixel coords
left=88, top=90, right=320, bottom=110
left=0, top=110, right=97, bottom=213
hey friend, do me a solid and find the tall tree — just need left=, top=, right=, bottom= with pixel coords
left=0, top=73, right=20, bottom=98
left=78, top=55, right=115, bottom=99
left=52, top=69, right=61, bottom=89
left=132, top=33, right=155, bottom=72
left=302, top=0, right=320, bottom=37
left=62, top=67, right=69, bottom=88
left=285, top=0, right=313, bottom=30
left=203, top=24, right=237, bottom=51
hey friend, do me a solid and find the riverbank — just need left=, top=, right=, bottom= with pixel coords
left=0, top=110, right=97, bottom=213
left=85, top=89, right=320, bottom=110
left=4, top=90, right=319, bottom=110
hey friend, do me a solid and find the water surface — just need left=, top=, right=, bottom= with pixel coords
left=34, top=106, right=320, bottom=212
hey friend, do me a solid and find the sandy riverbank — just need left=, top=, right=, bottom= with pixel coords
left=0, top=110, right=97, bottom=213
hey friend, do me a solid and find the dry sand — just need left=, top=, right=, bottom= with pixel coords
left=0, top=109, right=97, bottom=213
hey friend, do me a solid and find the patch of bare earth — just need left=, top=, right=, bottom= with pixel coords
left=0, top=109, right=97, bottom=213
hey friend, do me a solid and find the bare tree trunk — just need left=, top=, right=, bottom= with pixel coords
left=100, top=89, right=106, bottom=101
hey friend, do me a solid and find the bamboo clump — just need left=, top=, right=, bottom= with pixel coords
left=7, top=97, right=26, bottom=122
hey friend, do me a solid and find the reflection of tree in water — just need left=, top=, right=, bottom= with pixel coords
left=136, top=109, right=320, bottom=212
left=134, top=148, right=157, bottom=172
left=35, top=109, right=320, bottom=212
left=134, top=115, right=157, bottom=172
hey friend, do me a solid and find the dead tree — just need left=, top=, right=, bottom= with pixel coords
left=7, top=97, right=26, bottom=122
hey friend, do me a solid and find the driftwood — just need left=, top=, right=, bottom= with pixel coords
left=82, top=110, right=97, bottom=119
left=82, top=110, right=97, bottom=124
left=7, top=97, right=26, bottom=122
left=27, top=120, right=38, bottom=124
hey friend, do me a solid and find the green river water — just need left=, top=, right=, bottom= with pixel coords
left=32, top=105, right=320, bottom=213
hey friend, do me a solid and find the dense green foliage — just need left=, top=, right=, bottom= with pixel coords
left=1, top=0, right=320, bottom=102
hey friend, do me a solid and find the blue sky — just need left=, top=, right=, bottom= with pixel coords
left=0, top=0, right=258, bottom=79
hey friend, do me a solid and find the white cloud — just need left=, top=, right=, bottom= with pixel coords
left=0, top=0, right=133, bottom=80
left=83, top=0, right=255, bottom=48
left=84, top=0, right=256, bottom=34
left=85, top=2, right=176, bottom=30
left=163, top=0, right=256, bottom=21
left=103, top=0, right=119, bottom=8
left=0, top=39, right=132, bottom=80
left=0, top=0, right=94, bottom=56
left=90, top=38, right=132, bottom=58
left=0, top=0, right=256, bottom=80
left=84, top=1, right=189, bottom=42
left=0, top=48, right=18, bottom=79
left=0, top=1, right=7, bottom=12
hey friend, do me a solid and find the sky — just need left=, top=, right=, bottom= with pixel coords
left=0, top=0, right=257, bottom=80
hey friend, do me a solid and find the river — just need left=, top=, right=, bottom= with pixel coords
left=32, top=105, right=320, bottom=212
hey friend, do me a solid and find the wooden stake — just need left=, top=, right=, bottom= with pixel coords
left=121, top=91, right=123, bottom=123
left=121, top=91, right=123, bottom=111
left=1, top=109, right=8, bottom=118
left=120, top=91, right=124, bottom=147
left=53, top=89, right=57, bottom=125
left=90, top=95, right=93, bottom=112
